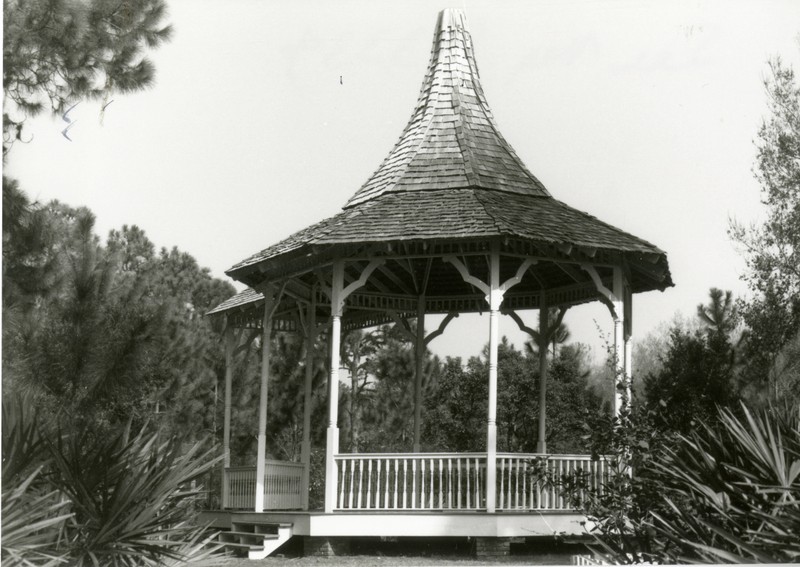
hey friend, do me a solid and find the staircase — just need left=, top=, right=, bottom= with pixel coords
left=215, top=521, right=293, bottom=560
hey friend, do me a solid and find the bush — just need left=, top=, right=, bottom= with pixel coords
left=1, top=396, right=225, bottom=566
left=566, top=403, right=800, bottom=563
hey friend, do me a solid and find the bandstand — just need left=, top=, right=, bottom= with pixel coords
left=203, top=8, right=672, bottom=557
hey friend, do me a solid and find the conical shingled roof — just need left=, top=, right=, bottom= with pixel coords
left=346, top=8, right=549, bottom=207
left=222, top=9, right=672, bottom=303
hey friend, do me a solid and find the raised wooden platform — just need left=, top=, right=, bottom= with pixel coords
left=200, top=510, right=590, bottom=538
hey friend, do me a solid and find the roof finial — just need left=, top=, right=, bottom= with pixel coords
left=344, top=8, right=548, bottom=208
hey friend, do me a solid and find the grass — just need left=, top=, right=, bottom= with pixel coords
left=193, top=538, right=589, bottom=566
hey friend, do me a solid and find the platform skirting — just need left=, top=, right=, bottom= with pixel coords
left=200, top=510, right=589, bottom=538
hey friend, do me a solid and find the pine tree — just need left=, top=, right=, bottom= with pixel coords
left=3, top=0, right=172, bottom=156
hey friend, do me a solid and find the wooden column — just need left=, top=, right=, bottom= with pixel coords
left=581, top=263, right=629, bottom=418
left=486, top=247, right=501, bottom=513
left=413, top=294, right=425, bottom=453
left=319, top=258, right=383, bottom=513
left=300, top=288, right=317, bottom=511
left=222, top=317, right=234, bottom=508
left=623, top=283, right=633, bottom=410
left=443, top=250, right=534, bottom=514
left=612, top=267, right=625, bottom=416
left=255, top=289, right=277, bottom=512
left=324, top=262, right=344, bottom=513
left=537, top=296, right=548, bottom=454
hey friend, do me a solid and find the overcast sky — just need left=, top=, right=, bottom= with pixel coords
left=6, top=0, right=800, bottom=363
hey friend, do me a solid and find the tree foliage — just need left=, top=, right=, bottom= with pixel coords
left=643, top=326, right=739, bottom=434
left=2, top=185, right=235, bottom=443
left=731, top=56, right=800, bottom=401
left=3, top=0, right=172, bottom=155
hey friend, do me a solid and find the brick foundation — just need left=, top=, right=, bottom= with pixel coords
left=302, top=536, right=351, bottom=557
left=472, top=537, right=511, bottom=558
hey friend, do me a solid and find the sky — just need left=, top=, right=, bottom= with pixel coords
left=5, top=0, right=800, bottom=364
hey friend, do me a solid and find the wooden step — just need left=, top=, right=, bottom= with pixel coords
left=219, top=530, right=279, bottom=541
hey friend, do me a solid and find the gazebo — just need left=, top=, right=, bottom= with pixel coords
left=205, top=8, right=672, bottom=557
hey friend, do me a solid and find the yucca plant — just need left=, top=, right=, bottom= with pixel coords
left=2, top=395, right=225, bottom=566
left=2, top=398, right=72, bottom=566
left=1, top=467, right=72, bottom=567
left=46, top=426, right=223, bottom=566
left=651, top=404, right=800, bottom=563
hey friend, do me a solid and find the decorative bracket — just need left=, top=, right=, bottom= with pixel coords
left=444, top=255, right=536, bottom=310
left=387, top=310, right=459, bottom=347
left=321, top=259, right=386, bottom=316
left=580, top=264, right=618, bottom=320
left=502, top=305, right=569, bottom=342
left=254, top=281, right=288, bottom=321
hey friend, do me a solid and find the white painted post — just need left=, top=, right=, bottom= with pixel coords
left=536, top=295, right=548, bottom=454
left=413, top=294, right=425, bottom=453
left=486, top=247, right=501, bottom=513
left=612, top=267, right=625, bottom=416
left=624, top=285, right=633, bottom=410
left=300, top=288, right=316, bottom=511
left=324, top=262, right=344, bottom=513
left=255, top=290, right=276, bottom=512
left=222, top=317, right=234, bottom=509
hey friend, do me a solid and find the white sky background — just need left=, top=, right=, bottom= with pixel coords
left=5, top=0, right=800, bottom=364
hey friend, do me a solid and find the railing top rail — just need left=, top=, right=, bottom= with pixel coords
left=496, top=452, right=601, bottom=460
left=263, top=459, right=304, bottom=468
left=334, top=452, right=489, bottom=459
left=333, top=452, right=601, bottom=460
left=225, top=465, right=257, bottom=472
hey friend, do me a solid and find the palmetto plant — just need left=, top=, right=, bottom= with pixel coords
left=651, top=404, right=800, bottom=563
left=555, top=403, right=799, bottom=564
left=1, top=396, right=225, bottom=566
left=2, top=398, right=72, bottom=566
left=47, top=428, right=223, bottom=566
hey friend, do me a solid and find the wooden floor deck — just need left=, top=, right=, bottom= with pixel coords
left=200, top=509, right=591, bottom=538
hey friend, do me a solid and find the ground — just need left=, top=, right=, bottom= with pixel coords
left=198, top=538, right=590, bottom=566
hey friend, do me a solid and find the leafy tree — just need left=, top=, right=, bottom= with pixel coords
left=340, top=328, right=383, bottom=451
left=423, top=337, right=598, bottom=454
left=696, top=287, right=738, bottom=339
left=2, top=199, right=236, bottom=443
left=644, top=326, right=739, bottom=434
left=422, top=356, right=486, bottom=452
left=731, top=56, right=800, bottom=402
left=546, top=343, right=601, bottom=453
left=3, top=0, right=172, bottom=156
left=359, top=328, right=417, bottom=452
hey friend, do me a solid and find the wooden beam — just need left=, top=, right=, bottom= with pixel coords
left=377, top=264, right=415, bottom=296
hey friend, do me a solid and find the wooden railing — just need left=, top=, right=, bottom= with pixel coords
left=335, top=452, right=607, bottom=512
left=496, top=453, right=608, bottom=511
left=264, top=459, right=304, bottom=510
left=223, top=460, right=305, bottom=510
left=335, top=453, right=487, bottom=510
left=224, top=466, right=257, bottom=509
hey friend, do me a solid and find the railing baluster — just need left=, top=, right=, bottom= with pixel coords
left=499, top=457, right=505, bottom=510
left=394, top=458, right=399, bottom=509
left=357, top=459, right=363, bottom=509
left=338, top=461, right=345, bottom=509
left=412, top=459, right=417, bottom=509
left=375, top=459, right=382, bottom=509
left=383, top=459, right=390, bottom=509
left=429, top=458, right=434, bottom=509
left=447, top=458, right=453, bottom=509
left=522, top=460, right=527, bottom=509
left=475, top=457, right=481, bottom=509
left=403, top=459, right=408, bottom=509
left=366, top=459, right=373, bottom=509
left=348, top=459, right=355, bottom=509
left=466, top=458, right=471, bottom=509
left=457, top=459, right=462, bottom=509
